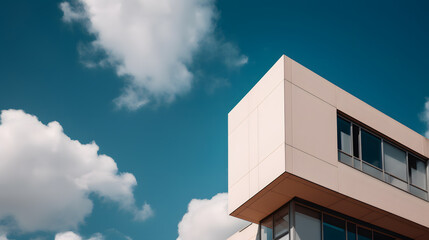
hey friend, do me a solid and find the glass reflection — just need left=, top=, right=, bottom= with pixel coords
left=274, top=205, right=289, bottom=240
left=337, top=117, right=352, bottom=155
left=323, top=214, right=346, bottom=240
left=347, top=222, right=356, bottom=240
left=361, top=130, right=382, bottom=169
left=409, top=154, right=427, bottom=190
left=295, top=205, right=321, bottom=240
left=260, top=216, right=273, bottom=240
left=383, top=142, right=407, bottom=181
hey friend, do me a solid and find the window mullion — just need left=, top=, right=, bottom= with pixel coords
left=406, top=152, right=410, bottom=192
left=290, top=201, right=295, bottom=240
left=381, top=139, right=385, bottom=179
left=426, top=160, right=429, bottom=191
left=350, top=123, right=353, bottom=158
left=272, top=214, right=275, bottom=240
left=321, top=213, right=324, bottom=240
left=359, top=127, right=362, bottom=170
left=345, top=221, right=348, bottom=240
left=426, top=160, right=429, bottom=200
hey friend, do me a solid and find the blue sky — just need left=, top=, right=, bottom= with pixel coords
left=0, top=0, right=428, bottom=240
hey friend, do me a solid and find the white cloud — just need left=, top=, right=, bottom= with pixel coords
left=60, top=0, right=247, bottom=110
left=55, top=232, right=82, bottom=240
left=60, top=2, right=85, bottom=22
left=100, top=229, right=132, bottom=240
left=423, top=98, right=429, bottom=138
left=55, top=231, right=103, bottom=240
left=0, top=234, right=8, bottom=240
left=133, top=203, right=154, bottom=221
left=0, top=109, right=152, bottom=233
left=177, top=193, right=248, bottom=240
left=55, top=229, right=134, bottom=240
left=87, top=233, right=104, bottom=240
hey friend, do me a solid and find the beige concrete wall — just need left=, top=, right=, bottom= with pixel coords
left=227, top=224, right=258, bottom=240
left=228, top=56, right=286, bottom=213
left=228, top=55, right=429, bottom=230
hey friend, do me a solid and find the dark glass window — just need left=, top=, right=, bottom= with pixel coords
left=274, top=205, right=289, bottom=240
left=357, top=227, right=372, bottom=240
left=337, top=117, right=352, bottom=155
left=373, top=231, right=395, bottom=240
left=347, top=223, right=356, bottom=240
left=260, top=216, right=273, bottom=240
left=353, top=125, right=360, bottom=158
left=361, top=130, right=382, bottom=169
left=323, top=214, right=346, bottom=240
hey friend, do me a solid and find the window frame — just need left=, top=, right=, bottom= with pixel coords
left=259, top=203, right=291, bottom=240
left=383, top=141, right=407, bottom=182
left=273, top=204, right=290, bottom=240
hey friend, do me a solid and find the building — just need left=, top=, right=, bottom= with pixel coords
left=227, top=55, right=429, bottom=240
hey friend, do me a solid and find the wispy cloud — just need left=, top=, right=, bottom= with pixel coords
left=0, top=110, right=152, bottom=233
left=177, top=193, right=248, bottom=240
left=133, top=203, right=154, bottom=221
left=60, top=2, right=85, bottom=22
left=60, top=0, right=247, bottom=110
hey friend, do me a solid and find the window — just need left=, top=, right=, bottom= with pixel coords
left=260, top=204, right=289, bottom=240
left=337, top=117, right=353, bottom=166
left=409, top=154, right=427, bottom=189
left=383, top=142, right=407, bottom=190
left=357, top=227, right=372, bottom=240
left=409, top=154, right=428, bottom=199
left=273, top=205, right=289, bottom=240
left=347, top=223, right=357, bottom=240
left=260, top=216, right=273, bottom=240
left=361, top=130, right=383, bottom=179
left=361, top=130, right=382, bottom=169
left=323, top=214, right=346, bottom=240
left=337, top=115, right=428, bottom=200
left=337, top=117, right=352, bottom=155
left=384, top=142, right=407, bottom=181
left=259, top=201, right=405, bottom=240
left=295, top=205, right=321, bottom=240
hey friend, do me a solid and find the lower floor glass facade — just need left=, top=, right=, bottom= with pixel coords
left=258, top=199, right=410, bottom=240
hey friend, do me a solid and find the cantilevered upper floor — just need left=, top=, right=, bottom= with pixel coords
left=228, top=55, right=429, bottom=239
